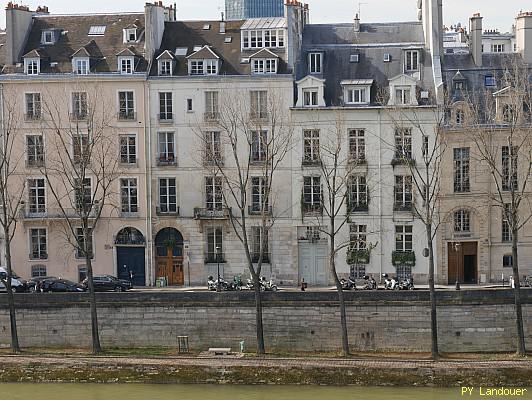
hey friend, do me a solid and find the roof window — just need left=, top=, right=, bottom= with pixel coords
left=350, top=54, right=359, bottom=63
left=88, top=26, right=106, bottom=36
left=203, top=24, right=211, bottom=30
left=41, top=30, right=55, bottom=45
left=175, top=47, right=188, bottom=56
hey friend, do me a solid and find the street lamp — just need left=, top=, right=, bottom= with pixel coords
left=216, top=245, right=221, bottom=292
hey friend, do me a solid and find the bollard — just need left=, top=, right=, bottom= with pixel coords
left=455, top=280, right=461, bottom=290
left=239, top=340, right=245, bottom=353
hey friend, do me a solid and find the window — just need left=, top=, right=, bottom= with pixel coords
left=73, top=134, right=89, bottom=164
left=346, top=87, right=367, bottom=104
left=71, top=92, right=88, bottom=120
left=303, top=88, right=318, bottom=107
left=25, top=93, right=42, bottom=120
left=74, top=178, right=92, bottom=213
left=204, top=91, right=219, bottom=120
left=454, top=210, right=470, bottom=232
left=395, top=87, right=411, bottom=105
left=206, top=227, right=223, bottom=263
left=26, top=135, right=44, bottom=167
left=31, top=265, right=47, bottom=278
left=158, top=132, right=175, bottom=164
left=41, top=30, right=54, bottom=44
left=395, top=225, right=413, bottom=251
left=422, top=136, right=429, bottom=158
left=491, top=44, right=505, bottom=53
left=503, top=254, right=513, bottom=268
left=349, top=224, right=367, bottom=251
left=251, top=226, right=269, bottom=263
left=396, top=265, right=412, bottom=280
left=119, top=57, right=134, bottom=74
left=24, top=58, right=40, bottom=75
left=251, top=177, right=269, bottom=213
left=119, top=135, right=137, bottom=164
left=73, top=58, right=89, bottom=75
left=242, top=29, right=285, bottom=49
left=159, top=92, right=173, bottom=121
left=250, top=90, right=268, bottom=119
left=124, top=28, right=137, bottom=43
left=120, top=178, right=138, bottom=214
left=455, top=109, right=465, bottom=125
left=251, top=58, right=277, bottom=74
left=303, top=176, right=322, bottom=212
left=205, top=131, right=222, bottom=164
left=348, top=175, right=368, bottom=212
left=251, top=130, right=267, bottom=162
left=502, top=146, right=518, bottom=191
left=76, top=228, right=93, bottom=259
left=454, top=81, right=465, bottom=91
left=303, top=129, right=320, bottom=164
left=348, top=129, right=365, bottom=162
left=30, top=228, right=47, bottom=260
left=159, top=59, right=172, bottom=76
left=502, top=104, right=516, bottom=124
left=158, top=178, right=177, bottom=213
left=28, top=178, right=46, bottom=214
left=502, top=203, right=512, bottom=242
left=394, top=128, right=412, bottom=160
left=118, top=91, right=135, bottom=120
left=190, top=60, right=204, bottom=75
left=404, top=50, right=419, bottom=72
left=485, top=75, right=496, bottom=87
left=394, top=175, right=413, bottom=211
left=88, top=25, right=106, bottom=36
left=309, top=52, right=322, bottom=74
left=205, top=59, right=218, bottom=75
left=187, top=98, right=193, bottom=112
left=205, top=176, right=223, bottom=211
left=453, top=148, right=470, bottom=192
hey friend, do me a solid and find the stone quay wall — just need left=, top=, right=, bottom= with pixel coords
left=0, top=290, right=531, bottom=352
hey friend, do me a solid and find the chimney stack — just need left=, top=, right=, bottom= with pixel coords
left=516, top=11, right=532, bottom=63
left=354, top=13, right=360, bottom=33
left=220, top=12, right=226, bottom=33
left=5, top=3, right=35, bottom=65
left=470, top=13, right=483, bottom=67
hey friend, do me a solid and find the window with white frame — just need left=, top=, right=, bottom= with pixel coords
left=303, top=129, right=320, bottom=164
left=118, top=91, right=135, bottom=120
left=73, top=134, right=89, bottom=164
left=502, top=146, right=518, bottom=191
left=124, top=28, right=137, bottom=43
left=491, top=44, right=505, bottom=53
left=455, top=108, right=465, bottom=125
left=251, top=177, right=269, bottom=213
left=206, top=226, right=224, bottom=262
left=349, top=224, right=367, bottom=251
left=28, top=178, right=46, bottom=214
left=159, top=59, right=172, bottom=76
left=251, top=130, right=267, bottom=162
left=394, top=175, right=413, bottom=211
left=395, top=225, right=413, bottom=251
left=404, top=50, right=419, bottom=72
left=205, top=59, right=218, bottom=75
left=76, top=228, right=93, bottom=259
left=25, top=93, right=42, bottom=120
left=251, top=226, right=269, bottom=262
left=250, top=90, right=268, bottom=119
left=309, top=52, right=322, bottom=74
left=205, top=91, right=219, bottom=120
left=348, top=175, right=368, bottom=211
left=41, top=30, right=54, bottom=44
left=204, top=131, right=222, bottom=164
left=303, top=88, right=318, bottom=107
left=159, top=92, right=173, bottom=121
left=242, top=29, right=285, bottom=49
left=251, top=58, right=277, bottom=74
left=72, top=58, right=89, bottom=75
left=302, top=176, right=322, bottom=212
left=454, top=209, right=470, bottom=232
left=30, top=228, right=47, bottom=260
left=26, top=135, right=44, bottom=167
left=120, top=178, right=138, bottom=214
left=158, top=178, right=177, bottom=213
left=74, top=178, right=92, bottom=213
left=24, top=58, right=40, bottom=75
left=158, top=132, right=175, bottom=163
left=71, top=92, right=88, bottom=120
left=394, top=127, right=412, bottom=160
left=119, top=135, right=137, bottom=164
left=345, top=87, right=367, bottom=104
left=348, top=129, right=365, bottom=162
left=190, top=60, right=204, bottom=75
left=395, top=87, right=411, bottom=105
left=119, top=57, right=134, bottom=74
left=502, top=203, right=512, bottom=242
left=205, top=176, right=223, bottom=211
left=454, top=147, right=470, bottom=193
left=31, top=264, right=47, bottom=278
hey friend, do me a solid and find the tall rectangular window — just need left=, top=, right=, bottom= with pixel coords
left=76, top=228, right=94, bottom=259
left=74, top=178, right=92, bottom=213
left=25, top=93, right=42, bottom=120
left=250, top=90, right=268, bottom=119
left=251, top=226, right=269, bottom=263
left=118, top=91, right=135, bottom=120
left=251, top=177, right=269, bottom=213
left=303, top=176, right=321, bottom=212
left=205, top=59, right=218, bottom=75
left=73, top=134, right=89, bottom=164
left=395, top=225, right=413, bottom=251
left=502, top=203, right=512, bottom=242
left=349, top=224, right=367, bottom=250
left=119, top=135, right=137, bottom=164
left=71, top=92, right=88, bottom=120
left=348, top=175, right=368, bottom=212
left=205, top=176, right=223, bottom=211
left=28, top=178, right=46, bottom=214
left=205, top=131, right=222, bottom=164
left=453, top=147, right=470, bottom=192
left=303, top=129, right=320, bottom=164
left=190, top=60, right=204, bottom=75
left=158, top=132, right=175, bottom=164
left=454, top=210, right=471, bottom=232
left=404, top=50, right=419, bottom=71
left=204, top=91, right=219, bottom=120
left=394, top=175, right=413, bottom=211
left=395, top=88, right=411, bottom=105
left=251, top=130, right=267, bottom=162
left=309, top=52, right=322, bottom=74
left=206, top=226, right=223, bottom=262
left=502, top=146, right=518, bottom=191
left=159, top=59, right=172, bottom=76
left=26, top=135, right=44, bottom=167
left=394, top=127, right=412, bottom=160
left=74, top=58, right=89, bottom=75
left=159, top=92, right=173, bottom=121
left=159, top=178, right=177, bottom=213
left=348, top=129, right=365, bottom=162
left=303, top=89, right=318, bottom=107
left=119, top=58, right=133, bottom=74
left=120, top=178, right=138, bottom=214
left=30, top=228, right=47, bottom=259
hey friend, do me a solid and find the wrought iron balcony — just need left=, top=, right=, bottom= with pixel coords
left=21, top=205, right=100, bottom=220
left=70, top=112, right=88, bottom=121
left=205, top=253, right=226, bottom=264
left=203, top=112, right=219, bottom=122
left=24, top=113, right=42, bottom=122
left=117, top=111, right=137, bottom=121
left=156, top=205, right=180, bottom=216
left=158, top=113, right=174, bottom=123
left=194, top=207, right=231, bottom=219
left=248, top=205, right=272, bottom=216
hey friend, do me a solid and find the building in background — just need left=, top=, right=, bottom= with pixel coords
left=225, top=0, right=284, bottom=20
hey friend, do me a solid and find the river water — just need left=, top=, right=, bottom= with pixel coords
left=1, top=384, right=528, bottom=399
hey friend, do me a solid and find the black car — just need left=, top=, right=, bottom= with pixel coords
left=28, top=276, right=57, bottom=293
left=41, top=278, right=86, bottom=293
left=82, top=275, right=132, bottom=292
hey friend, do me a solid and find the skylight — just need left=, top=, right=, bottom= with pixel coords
left=175, top=47, right=188, bottom=56
left=193, top=45, right=202, bottom=52
left=88, top=26, right=106, bottom=36
left=224, top=37, right=233, bottom=43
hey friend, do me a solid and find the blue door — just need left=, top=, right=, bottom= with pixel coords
left=117, top=247, right=145, bottom=286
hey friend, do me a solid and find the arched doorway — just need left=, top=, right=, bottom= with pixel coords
left=155, top=227, right=184, bottom=285
left=115, top=227, right=146, bottom=286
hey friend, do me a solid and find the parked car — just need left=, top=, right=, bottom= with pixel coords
left=82, top=275, right=132, bottom=292
left=40, top=278, right=86, bottom=293
left=0, top=267, right=27, bottom=293
left=28, top=276, right=58, bottom=293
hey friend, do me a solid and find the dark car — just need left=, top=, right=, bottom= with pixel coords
left=82, top=275, right=132, bottom=292
left=41, top=278, right=86, bottom=293
left=28, top=276, right=57, bottom=293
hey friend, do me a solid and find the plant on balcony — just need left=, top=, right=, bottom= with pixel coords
left=346, top=248, right=370, bottom=264
left=392, top=250, right=416, bottom=266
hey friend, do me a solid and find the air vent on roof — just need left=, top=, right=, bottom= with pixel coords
left=203, top=24, right=211, bottom=30
left=420, top=91, right=429, bottom=99
left=88, top=25, right=106, bottom=36
left=61, top=31, right=68, bottom=36
left=383, top=53, right=391, bottom=62
left=240, top=58, right=250, bottom=64
left=350, top=54, right=359, bottom=63
left=50, top=62, right=58, bottom=67
left=193, top=45, right=202, bottom=52
left=175, top=47, right=188, bottom=56
left=224, top=37, right=233, bottom=43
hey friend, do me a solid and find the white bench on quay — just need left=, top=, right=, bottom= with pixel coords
left=208, top=347, right=231, bottom=356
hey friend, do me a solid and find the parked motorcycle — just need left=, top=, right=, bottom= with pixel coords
left=261, top=276, right=278, bottom=291
left=523, top=275, right=532, bottom=288
left=398, top=277, right=415, bottom=290
left=382, top=273, right=399, bottom=290
left=361, top=275, right=377, bottom=290
left=340, top=276, right=356, bottom=290
left=207, top=276, right=217, bottom=291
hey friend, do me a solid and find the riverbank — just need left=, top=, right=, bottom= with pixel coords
left=0, top=353, right=531, bottom=386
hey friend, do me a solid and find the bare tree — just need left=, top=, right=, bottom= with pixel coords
left=40, top=83, right=119, bottom=354
left=0, top=86, right=25, bottom=353
left=195, top=87, right=292, bottom=354
left=465, top=62, right=531, bottom=356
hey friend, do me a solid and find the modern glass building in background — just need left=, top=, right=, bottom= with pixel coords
left=225, top=0, right=284, bottom=20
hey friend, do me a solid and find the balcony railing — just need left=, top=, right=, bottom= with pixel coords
left=302, top=203, right=323, bottom=215
left=391, top=157, right=416, bottom=167
left=302, top=157, right=322, bottom=166
left=347, top=202, right=369, bottom=213
left=26, top=158, right=45, bottom=168
left=194, top=207, right=231, bottom=219
left=205, top=254, right=226, bottom=264
left=21, top=205, right=100, bottom=220
left=393, top=203, right=413, bottom=212
left=251, top=253, right=270, bottom=264
left=248, top=205, right=272, bottom=215
left=203, top=112, right=219, bottom=122
left=156, top=205, right=180, bottom=216
left=24, top=113, right=42, bottom=122
left=157, top=154, right=176, bottom=166
left=29, top=252, right=48, bottom=260
left=70, top=112, right=88, bottom=121
left=117, top=111, right=137, bottom=121
left=392, top=250, right=416, bottom=266
left=203, top=156, right=224, bottom=167
left=158, top=113, right=174, bottom=123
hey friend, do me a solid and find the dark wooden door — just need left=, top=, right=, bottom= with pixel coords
left=156, top=248, right=184, bottom=285
left=447, top=242, right=477, bottom=284
left=117, top=246, right=146, bottom=286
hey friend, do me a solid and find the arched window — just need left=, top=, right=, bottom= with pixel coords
left=454, top=210, right=470, bottom=232
left=115, top=227, right=145, bottom=246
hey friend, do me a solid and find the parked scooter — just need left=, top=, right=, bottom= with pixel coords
left=361, top=275, right=377, bottom=290
left=523, top=275, right=532, bottom=288
left=207, top=276, right=217, bottom=291
left=398, top=276, right=415, bottom=290
left=340, top=276, right=356, bottom=290
left=382, top=273, right=399, bottom=290
left=261, top=276, right=278, bottom=291
left=229, top=275, right=243, bottom=291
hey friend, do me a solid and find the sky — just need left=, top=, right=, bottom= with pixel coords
left=1, top=0, right=530, bottom=32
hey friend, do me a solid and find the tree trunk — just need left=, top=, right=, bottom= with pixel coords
left=84, top=232, right=102, bottom=354
left=4, top=236, right=20, bottom=353
left=252, top=272, right=265, bottom=355
left=330, top=235, right=349, bottom=356
left=511, top=230, right=526, bottom=356
left=426, top=224, right=439, bottom=360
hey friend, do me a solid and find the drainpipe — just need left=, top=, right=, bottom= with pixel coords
left=144, top=77, right=154, bottom=286
left=378, top=109, right=383, bottom=281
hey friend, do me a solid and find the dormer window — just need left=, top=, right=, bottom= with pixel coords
left=24, top=58, right=40, bottom=75
left=159, top=59, right=172, bottom=76
left=205, top=60, right=218, bottom=75
left=124, top=28, right=137, bottom=43
left=309, top=52, right=322, bottom=74
left=252, top=58, right=277, bottom=74
left=388, top=75, right=418, bottom=106
left=186, top=46, right=220, bottom=76
left=341, top=80, right=373, bottom=105
left=41, top=30, right=54, bottom=45
left=296, top=76, right=326, bottom=108
left=118, top=57, right=134, bottom=74
left=404, top=50, right=419, bottom=72
left=396, top=87, right=411, bottom=105
left=190, top=60, right=204, bottom=75
left=241, top=29, right=285, bottom=50
left=72, top=57, right=90, bottom=75
left=303, top=88, right=318, bottom=107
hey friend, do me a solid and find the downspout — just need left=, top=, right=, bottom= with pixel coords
left=144, top=74, right=154, bottom=286
left=0, top=83, right=5, bottom=267
left=378, top=109, right=383, bottom=281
